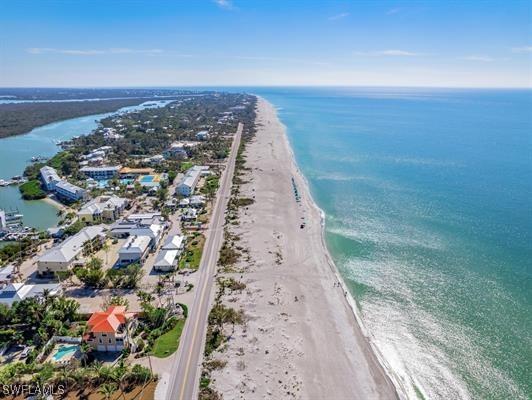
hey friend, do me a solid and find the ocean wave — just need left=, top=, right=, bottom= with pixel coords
left=341, top=256, right=528, bottom=400
left=327, top=219, right=445, bottom=251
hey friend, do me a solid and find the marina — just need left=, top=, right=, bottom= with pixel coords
left=0, top=100, right=173, bottom=230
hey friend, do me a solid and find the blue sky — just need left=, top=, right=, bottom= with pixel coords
left=0, top=0, right=531, bottom=87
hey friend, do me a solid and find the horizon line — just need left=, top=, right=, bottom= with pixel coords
left=1, top=84, right=531, bottom=90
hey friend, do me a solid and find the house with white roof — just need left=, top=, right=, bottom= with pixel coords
left=37, top=225, right=106, bottom=276
left=176, top=166, right=209, bottom=197
left=0, top=283, right=62, bottom=307
left=117, top=235, right=151, bottom=266
left=153, top=249, right=179, bottom=272
left=55, top=180, right=88, bottom=202
left=40, top=166, right=61, bottom=191
left=80, top=166, right=121, bottom=180
left=162, top=235, right=185, bottom=252
left=195, top=130, right=209, bottom=141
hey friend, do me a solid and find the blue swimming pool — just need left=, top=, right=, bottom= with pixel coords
left=139, top=175, right=154, bottom=183
left=52, top=344, right=79, bottom=361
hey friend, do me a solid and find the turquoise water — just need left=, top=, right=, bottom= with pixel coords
left=251, top=88, right=531, bottom=400
left=52, top=344, right=79, bottom=361
left=140, top=175, right=155, bottom=183
left=0, top=100, right=172, bottom=230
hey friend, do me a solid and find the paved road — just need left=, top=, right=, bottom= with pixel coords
left=166, top=123, right=243, bottom=400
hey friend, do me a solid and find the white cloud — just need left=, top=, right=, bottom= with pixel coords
left=511, top=46, right=532, bottom=53
left=213, top=0, right=235, bottom=10
left=354, top=49, right=420, bottom=57
left=462, top=55, right=494, bottom=62
left=27, top=48, right=165, bottom=56
left=387, top=8, right=401, bottom=15
left=328, top=12, right=350, bottom=21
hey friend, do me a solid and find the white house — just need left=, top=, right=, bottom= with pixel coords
left=37, top=225, right=106, bottom=275
left=153, top=249, right=180, bottom=272
left=195, top=130, right=209, bottom=141
left=117, top=235, right=151, bottom=266
left=80, top=166, right=121, bottom=180
left=176, top=166, right=209, bottom=197
left=40, top=166, right=61, bottom=191
left=162, top=235, right=185, bottom=252
left=0, top=283, right=62, bottom=307
left=55, top=180, right=88, bottom=202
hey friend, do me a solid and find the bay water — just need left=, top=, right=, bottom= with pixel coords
left=0, top=100, right=172, bottom=230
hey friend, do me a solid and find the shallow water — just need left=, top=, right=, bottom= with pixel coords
left=250, top=87, right=532, bottom=400
left=0, top=100, right=172, bottom=229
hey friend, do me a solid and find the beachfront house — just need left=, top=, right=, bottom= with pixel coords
left=77, top=195, right=129, bottom=223
left=84, top=306, right=135, bottom=352
left=40, top=166, right=61, bottom=191
left=0, top=282, right=62, bottom=307
left=37, top=225, right=106, bottom=276
left=176, top=166, right=209, bottom=197
left=55, top=180, right=88, bottom=202
left=80, top=166, right=121, bottom=180
left=117, top=235, right=151, bottom=266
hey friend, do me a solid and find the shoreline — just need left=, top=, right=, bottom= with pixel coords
left=278, top=109, right=407, bottom=398
left=209, top=97, right=400, bottom=399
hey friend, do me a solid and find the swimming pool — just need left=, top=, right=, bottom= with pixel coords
left=139, top=175, right=155, bottom=183
left=52, top=344, right=79, bottom=361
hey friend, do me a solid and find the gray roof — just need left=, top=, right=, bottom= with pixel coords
left=56, top=180, right=85, bottom=194
left=40, top=166, right=60, bottom=183
left=154, top=249, right=179, bottom=268
left=39, top=225, right=106, bottom=263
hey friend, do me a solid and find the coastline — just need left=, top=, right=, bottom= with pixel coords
left=280, top=112, right=408, bottom=399
left=209, top=97, right=400, bottom=399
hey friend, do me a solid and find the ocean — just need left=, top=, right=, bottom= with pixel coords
left=250, top=87, right=531, bottom=400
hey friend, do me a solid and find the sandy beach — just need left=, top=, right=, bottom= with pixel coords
left=209, top=98, right=399, bottom=399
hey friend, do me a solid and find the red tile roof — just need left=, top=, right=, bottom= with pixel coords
left=87, top=306, right=128, bottom=334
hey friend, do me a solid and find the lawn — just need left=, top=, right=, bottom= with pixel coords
left=179, top=161, right=194, bottom=172
left=19, top=179, right=46, bottom=200
left=151, top=319, right=185, bottom=358
left=179, top=234, right=205, bottom=270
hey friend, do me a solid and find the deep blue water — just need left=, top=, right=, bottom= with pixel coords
left=248, top=87, right=531, bottom=400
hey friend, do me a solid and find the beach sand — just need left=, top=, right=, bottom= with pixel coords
left=209, top=98, right=399, bottom=399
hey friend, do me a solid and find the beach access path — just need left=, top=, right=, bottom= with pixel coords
left=208, top=98, right=399, bottom=399
left=164, top=122, right=243, bottom=400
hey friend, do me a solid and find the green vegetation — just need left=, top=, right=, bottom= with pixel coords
left=201, top=175, right=220, bottom=199
left=106, top=263, right=144, bottom=289
left=19, top=179, right=46, bottom=200
left=179, top=234, right=205, bottom=270
left=151, top=319, right=185, bottom=358
left=0, top=239, right=39, bottom=265
left=205, top=303, right=244, bottom=357
left=0, top=360, right=155, bottom=396
left=74, top=257, right=107, bottom=288
left=0, top=98, right=148, bottom=138
left=0, top=295, right=80, bottom=348
left=180, top=161, right=194, bottom=172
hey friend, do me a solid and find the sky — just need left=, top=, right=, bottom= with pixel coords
left=0, top=0, right=531, bottom=88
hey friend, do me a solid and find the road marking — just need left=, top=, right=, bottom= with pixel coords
left=175, top=125, right=242, bottom=400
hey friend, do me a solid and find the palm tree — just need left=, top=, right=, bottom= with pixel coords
left=78, top=342, right=91, bottom=367
left=98, top=382, right=117, bottom=400
left=102, top=240, right=110, bottom=266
